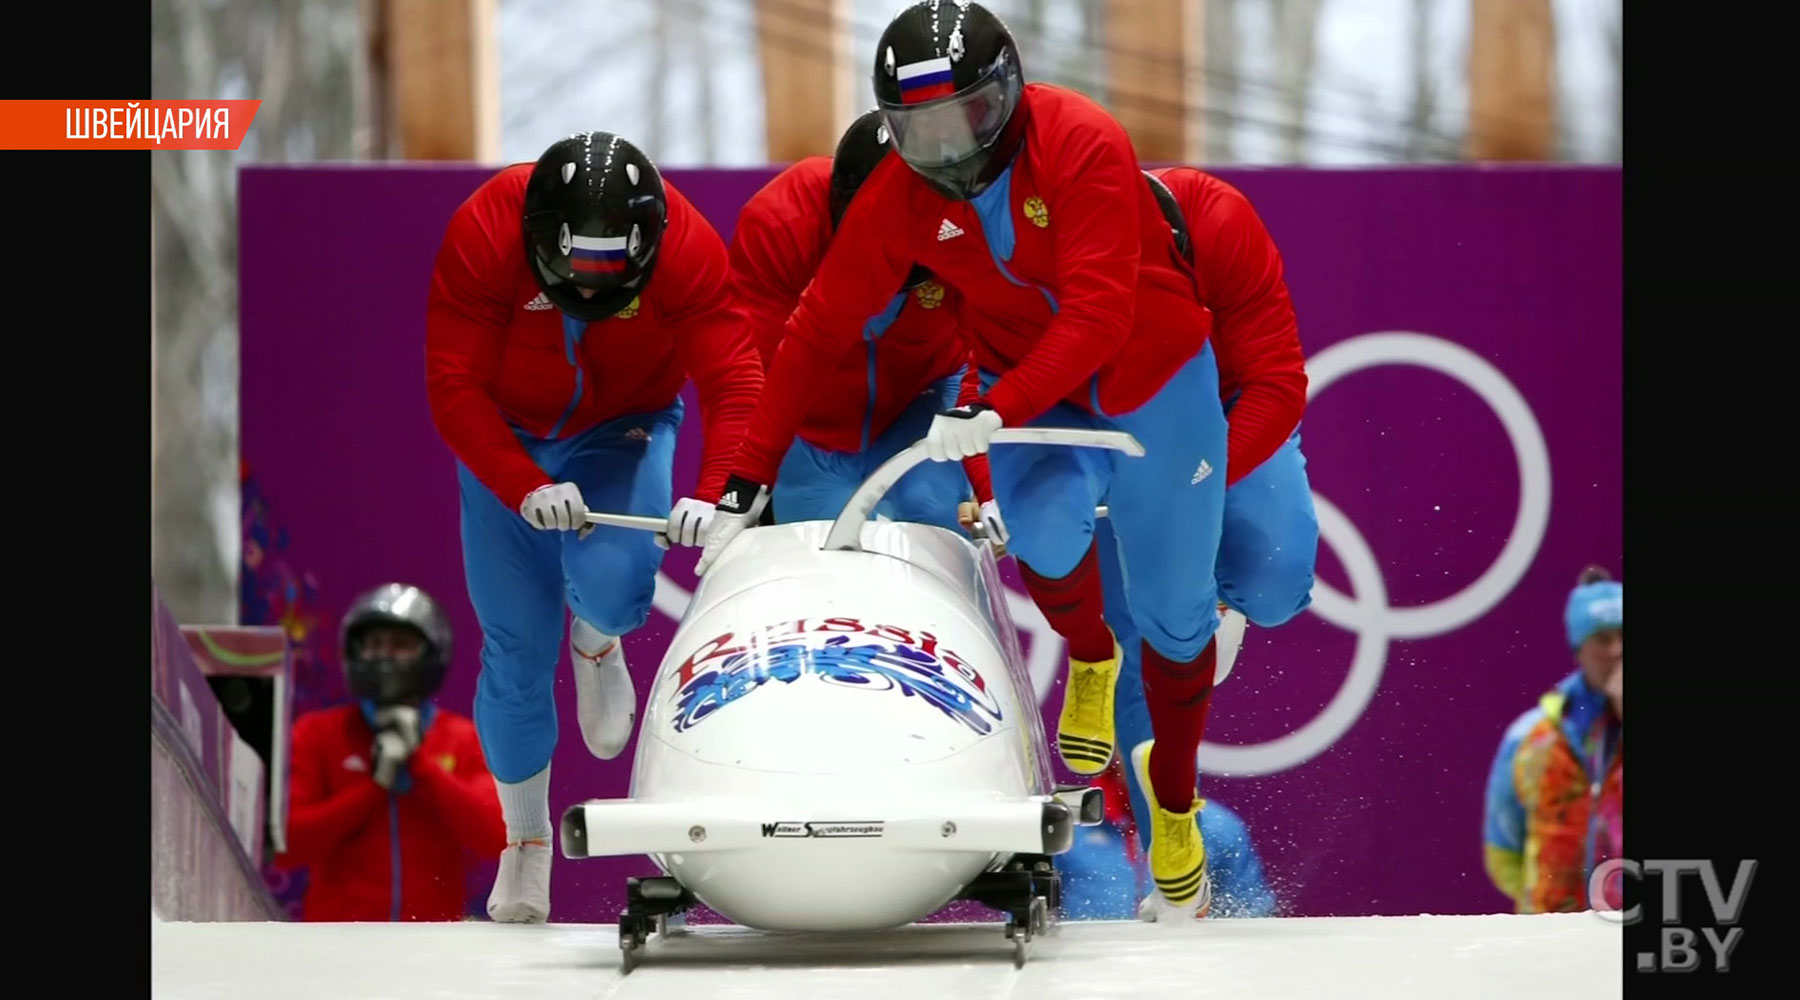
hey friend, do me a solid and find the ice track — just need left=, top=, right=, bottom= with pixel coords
left=152, top=912, right=1619, bottom=999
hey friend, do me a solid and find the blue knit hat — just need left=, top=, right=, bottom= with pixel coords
left=1565, top=565, right=1623, bottom=649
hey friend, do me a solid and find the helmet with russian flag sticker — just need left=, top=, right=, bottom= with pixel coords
left=873, top=2, right=1026, bottom=201
left=522, top=131, right=668, bottom=322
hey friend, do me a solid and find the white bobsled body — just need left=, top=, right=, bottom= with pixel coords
left=564, top=519, right=1065, bottom=932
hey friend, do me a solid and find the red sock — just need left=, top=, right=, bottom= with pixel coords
left=1142, top=638, right=1218, bottom=813
left=1019, top=542, right=1114, bottom=662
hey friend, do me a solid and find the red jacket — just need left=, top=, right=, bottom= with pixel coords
left=274, top=703, right=507, bottom=922
left=729, top=156, right=970, bottom=453
left=732, top=83, right=1215, bottom=487
left=426, top=163, right=764, bottom=506
left=961, top=168, right=1308, bottom=496
left=1150, top=167, right=1307, bottom=484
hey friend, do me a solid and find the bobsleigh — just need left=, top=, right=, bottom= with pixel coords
left=561, top=429, right=1142, bottom=970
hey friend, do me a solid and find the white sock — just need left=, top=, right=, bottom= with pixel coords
left=571, top=618, right=617, bottom=659
left=495, top=765, right=552, bottom=843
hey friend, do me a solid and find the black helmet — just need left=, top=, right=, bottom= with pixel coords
left=1143, top=171, right=1194, bottom=266
left=873, top=1, right=1027, bottom=201
left=829, top=109, right=932, bottom=291
left=522, top=131, right=668, bottom=322
left=339, top=583, right=453, bottom=706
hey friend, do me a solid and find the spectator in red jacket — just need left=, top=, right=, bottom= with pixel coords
left=274, top=584, right=506, bottom=921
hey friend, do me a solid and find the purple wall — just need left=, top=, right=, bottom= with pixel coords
left=238, top=162, right=1620, bottom=921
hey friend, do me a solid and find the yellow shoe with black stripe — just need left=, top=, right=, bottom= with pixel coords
left=1055, top=634, right=1121, bottom=775
left=1130, top=740, right=1213, bottom=919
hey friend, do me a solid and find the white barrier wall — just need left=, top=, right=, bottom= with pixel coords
left=150, top=585, right=285, bottom=921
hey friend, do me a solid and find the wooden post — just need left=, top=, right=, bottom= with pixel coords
left=833, top=0, right=866, bottom=137
left=1105, top=0, right=1199, bottom=164
left=1467, top=0, right=1556, bottom=160
left=757, top=0, right=848, bottom=162
left=381, top=0, right=500, bottom=162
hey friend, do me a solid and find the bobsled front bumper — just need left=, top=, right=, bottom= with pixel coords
left=560, top=787, right=1103, bottom=861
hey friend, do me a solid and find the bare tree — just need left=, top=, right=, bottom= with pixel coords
left=1270, top=0, right=1323, bottom=162
left=151, top=0, right=373, bottom=625
left=650, top=0, right=669, bottom=155
left=1203, top=0, right=1241, bottom=163
left=696, top=0, right=717, bottom=163
left=1076, top=0, right=1107, bottom=98
left=1403, top=0, right=1436, bottom=160
left=1022, top=0, right=1049, bottom=86
left=1601, top=0, right=1620, bottom=160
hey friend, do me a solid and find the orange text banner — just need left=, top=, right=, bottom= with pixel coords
left=0, top=100, right=262, bottom=150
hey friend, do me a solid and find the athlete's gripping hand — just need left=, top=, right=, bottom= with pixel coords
left=924, top=402, right=1003, bottom=461
left=696, top=475, right=771, bottom=576
left=520, top=482, right=588, bottom=531
left=660, top=497, right=717, bottom=550
left=957, top=499, right=1011, bottom=558
left=975, top=499, right=1010, bottom=552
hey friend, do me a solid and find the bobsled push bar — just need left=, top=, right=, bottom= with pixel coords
left=578, top=429, right=1143, bottom=546
left=580, top=510, right=671, bottom=532
left=822, top=428, right=1142, bottom=551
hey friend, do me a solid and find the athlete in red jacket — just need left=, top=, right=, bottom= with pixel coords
left=700, top=3, right=1234, bottom=918
left=1085, top=169, right=1316, bottom=921
left=1018, top=165, right=1317, bottom=763
left=960, top=170, right=1314, bottom=594
left=275, top=584, right=507, bottom=922
left=730, top=109, right=985, bottom=529
left=1144, top=165, right=1313, bottom=627
left=425, top=132, right=762, bottom=921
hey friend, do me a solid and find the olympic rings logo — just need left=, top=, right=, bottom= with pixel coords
left=1002, top=332, right=1552, bottom=776
left=649, top=331, right=1551, bottom=779
left=1199, top=331, right=1553, bottom=776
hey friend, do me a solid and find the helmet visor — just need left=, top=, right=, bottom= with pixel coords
left=880, top=64, right=1020, bottom=171
left=348, top=623, right=429, bottom=665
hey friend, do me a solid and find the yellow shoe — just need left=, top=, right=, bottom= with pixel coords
left=1130, top=740, right=1213, bottom=917
left=1055, top=635, right=1121, bottom=775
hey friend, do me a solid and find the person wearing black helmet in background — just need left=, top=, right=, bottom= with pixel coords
left=425, top=131, right=764, bottom=921
left=727, top=109, right=996, bottom=533
left=702, top=1, right=1257, bottom=919
left=274, top=584, right=507, bottom=922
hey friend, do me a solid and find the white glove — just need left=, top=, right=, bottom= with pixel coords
left=924, top=403, right=1003, bottom=461
left=977, top=499, right=1010, bottom=547
left=520, top=482, right=588, bottom=531
left=696, top=475, right=771, bottom=576
left=373, top=704, right=423, bottom=745
left=660, top=497, right=716, bottom=549
left=958, top=498, right=1011, bottom=556
left=371, top=705, right=423, bottom=791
